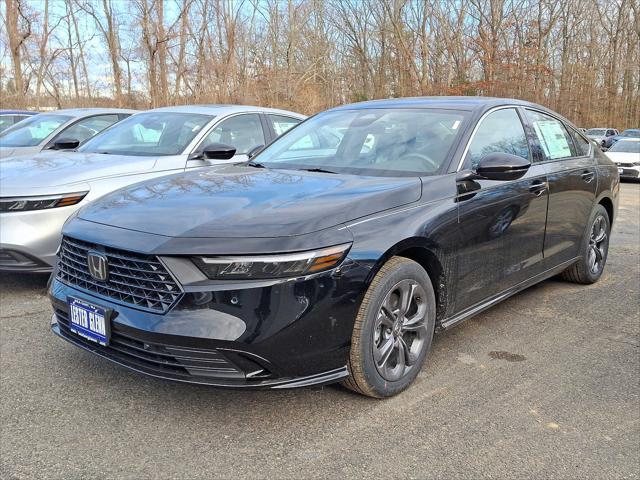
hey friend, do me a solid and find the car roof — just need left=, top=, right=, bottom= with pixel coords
left=587, top=127, right=616, bottom=130
left=0, top=110, right=37, bottom=115
left=616, top=137, right=640, bottom=142
left=327, top=96, right=553, bottom=113
left=39, top=108, right=138, bottom=118
left=146, top=104, right=306, bottom=118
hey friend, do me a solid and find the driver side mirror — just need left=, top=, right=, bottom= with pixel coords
left=458, top=152, right=531, bottom=182
left=52, top=138, right=80, bottom=150
left=202, top=143, right=236, bottom=160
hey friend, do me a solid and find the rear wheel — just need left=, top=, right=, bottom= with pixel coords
left=343, top=256, right=436, bottom=398
left=561, top=204, right=610, bottom=284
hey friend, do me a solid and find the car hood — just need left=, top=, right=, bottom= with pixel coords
left=77, top=165, right=422, bottom=238
left=0, top=151, right=158, bottom=195
left=0, top=145, right=41, bottom=159
left=606, top=152, right=639, bottom=164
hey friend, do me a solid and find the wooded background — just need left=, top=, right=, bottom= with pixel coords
left=1, top=0, right=639, bottom=128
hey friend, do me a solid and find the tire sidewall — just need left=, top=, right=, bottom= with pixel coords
left=581, top=205, right=611, bottom=283
left=357, top=259, right=436, bottom=397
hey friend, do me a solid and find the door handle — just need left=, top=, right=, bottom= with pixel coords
left=581, top=171, right=595, bottom=183
left=529, top=180, right=547, bottom=196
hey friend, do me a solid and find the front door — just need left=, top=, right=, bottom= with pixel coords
left=455, top=107, right=548, bottom=311
left=187, top=113, right=268, bottom=168
left=522, top=109, right=597, bottom=267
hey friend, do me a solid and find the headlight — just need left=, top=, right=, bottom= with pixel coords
left=193, top=243, right=352, bottom=280
left=0, top=192, right=88, bottom=212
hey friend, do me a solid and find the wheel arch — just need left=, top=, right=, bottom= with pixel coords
left=368, top=238, right=451, bottom=325
left=598, top=195, right=614, bottom=226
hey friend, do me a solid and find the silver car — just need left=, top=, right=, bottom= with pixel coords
left=0, top=105, right=305, bottom=271
left=0, top=108, right=136, bottom=159
left=585, top=127, right=619, bottom=146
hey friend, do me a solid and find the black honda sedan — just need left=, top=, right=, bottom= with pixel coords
left=49, top=97, right=619, bottom=398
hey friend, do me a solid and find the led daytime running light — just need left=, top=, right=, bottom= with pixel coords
left=194, top=243, right=351, bottom=280
left=0, top=192, right=88, bottom=212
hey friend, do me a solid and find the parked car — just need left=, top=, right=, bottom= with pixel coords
left=0, top=105, right=305, bottom=271
left=0, top=110, right=37, bottom=133
left=602, top=128, right=640, bottom=149
left=0, top=108, right=136, bottom=159
left=47, top=97, right=618, bottom=398
left=585, top=127, right=619, bottom=146
left=605, top=138, right=640, bottom=180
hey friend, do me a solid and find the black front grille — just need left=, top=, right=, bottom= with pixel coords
left=57, top=236, right=182, bottom=313
left=54, top=308, right=244, bottom=379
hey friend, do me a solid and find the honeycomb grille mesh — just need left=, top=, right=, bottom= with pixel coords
left=57, top=236, right=182, bottom=312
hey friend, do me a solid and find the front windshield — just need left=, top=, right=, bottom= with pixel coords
left=0, top=114, right=72, bottom=147
left=621, top=129, right=640, bottom=138
left=254, top=108, right=467, bottom=176
left=79, top=112, right=213, bottom=156
left=586, top=129, right=606, bottom=136
left=610, top=140, right=640, bottom=153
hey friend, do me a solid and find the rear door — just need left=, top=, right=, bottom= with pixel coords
left=523, top=109, right=597, bottom=267
left=455, top=107, right=548, bottom=311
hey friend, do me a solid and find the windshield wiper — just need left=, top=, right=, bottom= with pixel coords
left=300, top=167, right=337, bottom=174
left=246, top=161, right=266, bottom=168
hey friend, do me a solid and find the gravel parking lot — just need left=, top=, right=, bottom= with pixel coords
left=1, top=183, right=638, bottom=480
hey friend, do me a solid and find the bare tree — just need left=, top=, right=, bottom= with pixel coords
left=4, top=0, right=31, bottom=105
left=1, top=0, right=638, bottom=128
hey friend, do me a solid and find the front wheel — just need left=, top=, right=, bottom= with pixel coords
left=343, top=256, right=436, bottom=398
left=561, top=204, right=611, bottom=284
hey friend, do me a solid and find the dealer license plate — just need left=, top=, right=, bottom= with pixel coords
left=67, top=297, right=110, bottom=346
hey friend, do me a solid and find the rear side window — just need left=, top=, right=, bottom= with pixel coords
left=463, top=108, right=529, bottom=170
left=567, top=128, right=590, bottom=156
left=525, top=110, right=574, bottom=160
left=268, top=115, right=301, bottom=136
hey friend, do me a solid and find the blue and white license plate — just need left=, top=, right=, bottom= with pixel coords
left=68, top=297, right=110, bottom=346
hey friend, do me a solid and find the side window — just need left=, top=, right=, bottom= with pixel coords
left=200, top=114, right=266, bottom=155
left=606, top=129, right=615, bottom=137
left=525, top=110, right=575, bottom=161
left=464, top=108, right=529, bottom=170
left=268, top=115, right=301, bottom=136
left=60, top=114, right=121, bottom=143
left=568, top=128, right=591, bottom=156
left=0, top=116, right=14, bottom=132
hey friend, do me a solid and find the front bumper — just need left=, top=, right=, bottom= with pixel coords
left=0, top=205, right=82, bottom=272
left=51, top=314, right=348, bottom=388
left=49, top=256, right=368, bottom=388
left=616, top=165, right=640, bottom=179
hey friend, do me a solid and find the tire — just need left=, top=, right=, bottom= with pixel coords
left=342, top=256, right=436, bottom=398
left=561, top=204, right=611, bottom=284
